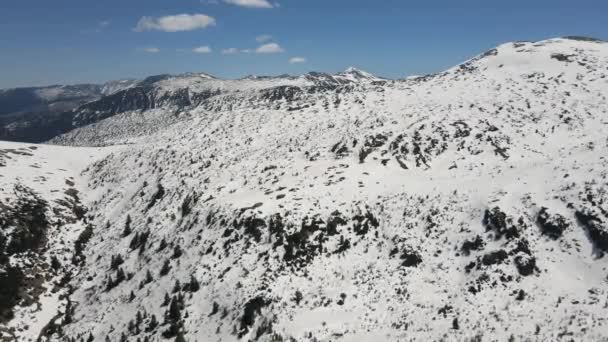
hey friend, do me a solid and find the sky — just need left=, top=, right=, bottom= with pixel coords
left=0, top=0, right=607, bottom=88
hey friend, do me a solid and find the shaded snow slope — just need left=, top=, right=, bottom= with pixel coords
left=0, top=142, right=116, bottom=341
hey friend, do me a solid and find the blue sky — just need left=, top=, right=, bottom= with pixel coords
left=0, top=0, right=606, bottom=88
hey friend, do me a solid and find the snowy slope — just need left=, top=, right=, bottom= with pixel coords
left=0, top=142, right=116, bottom=341
left=2, top=37, right=608, bottom=342
left=50, top=69, right=387, bottom=147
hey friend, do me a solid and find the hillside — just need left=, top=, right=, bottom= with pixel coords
left=1, top=37, right=608, bottom=341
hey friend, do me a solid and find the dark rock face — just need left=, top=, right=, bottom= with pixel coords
left=551, top=53, right=575, bottom=62
left=352, top=209, right=379, bottom=236
left=483, top=207, right=519, bottom=240
left=481, top=250, right=508, bottom=266
left=0, top=184, right=49, bottom=255
left=575, top=210, right=608, bottom=254
left=514, top=254, right=536, bottom=276
left=238, top=297, right=269, bottom=338
left=260, top=86, right=302, bottom=102
left=282, top=215, right=325, bottom=266
left=237, top=216, right=267, bottom=243
left=0, top=266, right=24, bottom=322
left=537, top=208, right=569, bottom=239
left=0, top=184, right=50, bottom=322
left=359, top=134, right=388, bottom=163
left=562, top=36, right=606, bottom=43
left=462, top=235, right=485, bottom=256
left=190, top=89, right=222, bottom=106
left=400, top=250, right=422, bottom=267
left=73, top=87, right=156, bottom=126
left=326, top=211, right=347, bottom=236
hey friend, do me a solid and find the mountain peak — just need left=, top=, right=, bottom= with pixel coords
left=342, top=66, right=372, bottom=76
left=336, top=67, right=382, bottom=82
left=344, top=66, right=362, bottom=73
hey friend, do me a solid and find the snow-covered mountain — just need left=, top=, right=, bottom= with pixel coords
left=2, top=37, right=608, bottom=341
left=48, top=69, right=387, bottom=147
left=0, top=68, right=387, bottom=146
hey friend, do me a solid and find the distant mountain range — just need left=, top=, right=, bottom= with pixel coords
left=0, top=68, right=385, bottom=143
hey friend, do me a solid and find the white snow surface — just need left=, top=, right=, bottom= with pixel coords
left=2, top=37, right=608, bottom=341
left=0, top=142, right=115, bottom=341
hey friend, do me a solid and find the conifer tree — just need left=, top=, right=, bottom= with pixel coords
left=160, top=259, right=171, bottom=276
left=122, top=215, right=132, bottom=237
left=145, top=270, right=153, bottom=284
left=188, top=275, right=200, bottom=292
left=161, top=292, right=171, bottom=307
left=172, top=280, right=181, bottom=293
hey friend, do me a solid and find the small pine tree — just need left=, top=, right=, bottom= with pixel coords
left=147, top=314, right=159, bottom=332
left=129, top=291, right=136, bottom=302
left=110, top=254, right=124, bottom=270
left=177, top=292, right=185, bottom=308
left=136, top=310, right=143, bottom=326
left=50, top=255, right=62, bottom=271
left=116, top=268, right=126, bottom=284
left=172, top=245, right=182, bottom=259
left=106, top=275, right=114, bottom=292
left=157, top=238, right=168, bottom=252
left=168, top=297, right=181, bottom=322
left=160, top=259, right=171, bottom=277
left=123, top=215, right=132, bottom=237
left=188, top=275, right=200, bottom=292
left=294, top=290, right=303, bottom=305
left=87, top=332, right=94, bottom=342
left=452, top=317, right=460, bottom=330
left=138, top=231, right=149, bottom=255
left=145, top=270, right=153, bottom=284
left=161, top=292, right=171, bottom=307
left=172, top=280, right=181, bottom=293
left=129, top=232, right=140, bottom=250
left=63, top=299, right=74, bottom=324
left=128, top=320, right=135, bottom=334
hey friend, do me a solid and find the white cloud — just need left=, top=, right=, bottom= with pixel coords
left=193, top=46, right=212, bottom=54
left=135, top=14, right=216, bottom=32
left=241, top=49, right=252, bottom=53
left=221, top=48, right=239, bottom=55
left=143, top=47, right=161, bottom=53
left=223, top=0, right=273, bottom=8
left=289, top=57, right=307, bottom=64
left=256, top=34, right=273, bottom=43
left=256, top=42, right=284, bottom=54
left=99, top=20, right=111, bottom=28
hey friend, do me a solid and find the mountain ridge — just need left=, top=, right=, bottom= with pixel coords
left=1, top=36, right=608, bottom=341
